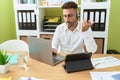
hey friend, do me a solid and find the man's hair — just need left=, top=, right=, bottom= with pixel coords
left=62, top=1, right=78, bottom=9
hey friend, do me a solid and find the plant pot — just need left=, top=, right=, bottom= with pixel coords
left=0, top=63, right=10, bottom=73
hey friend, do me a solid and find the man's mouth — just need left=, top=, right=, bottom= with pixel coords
left=66, top=22, right=73, bottom=27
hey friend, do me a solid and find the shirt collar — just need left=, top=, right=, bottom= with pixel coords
left=76, top=22, right=81, bottom=31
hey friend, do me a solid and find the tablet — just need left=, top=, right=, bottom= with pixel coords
left=63, top=52, right=94, bottom=73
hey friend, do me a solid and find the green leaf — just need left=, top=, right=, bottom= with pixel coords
left=0, top=50, right=9, bottom=65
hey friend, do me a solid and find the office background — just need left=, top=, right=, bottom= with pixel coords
left=0, top=0, right=120, bottom=52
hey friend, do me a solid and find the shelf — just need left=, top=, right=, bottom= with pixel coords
left=40, top=32, right=54, bottom=34
left=81, top=1, right=110, bottom=9
left=43, top=24, right=58, bottom=27
left=15, top=4, right=36, bottom=10
left=92, top=31, right=107, bottom=37
left=17, top=30, right=39, bottom=35
left=39, top=6, right=61, bottom=8
left=39, top=5, right=81, bottom=8
left=43, top=28, right=55, bottom=32
left=15, top=0, right=36, bottom=4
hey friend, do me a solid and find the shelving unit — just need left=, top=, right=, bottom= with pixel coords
left=14, top=0, right=40, bottom=41
left=37, top=0, right=77, bottom=40
left=81, top=0, right=111, bottom=53
left=14, top=0, right=111, bottom=53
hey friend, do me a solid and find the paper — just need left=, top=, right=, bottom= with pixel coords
left=91, top=56, right=120, bottom=69
left=8, top=53, right=20, bottom=64
left=19, top=77, right=46, bottom=80
left=47, top=0, right=61, bottom=5
left=0, top=77, right=12, bottom=80
left=90, top=72, right=120, bottom=80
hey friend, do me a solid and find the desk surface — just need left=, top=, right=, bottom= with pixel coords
left=1, top=54, right=120, bottom=80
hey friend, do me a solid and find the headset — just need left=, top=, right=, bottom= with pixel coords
left=76, top=10, right=79, bottom=19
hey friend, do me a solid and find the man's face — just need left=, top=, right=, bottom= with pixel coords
left=63, top=8, right=78, bottom=28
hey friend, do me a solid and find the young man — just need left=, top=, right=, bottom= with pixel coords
left=52, top=1, right=97, bottom=54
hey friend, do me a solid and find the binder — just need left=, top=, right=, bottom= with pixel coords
left=100, top=10, right=106, bottom=31
left=84, top=11, right=88, bottom=20
left=27, top=12, right=31, bottom=29
left=18, top=11, right=22, bottom=29
left=63, top=52, right=94, bottom=73
left=23, top=11, right=27, bottom=29
left=17, top=10, right=36, bottom=30
left=20, top=0, right=24, bottom=4
left=83, top=9, right=106, bottom=31
left=30, top=0, right=35, bottom=4
left=90, top=12, right=94, bottom=21
left=31, top=12, right=36, bottom=29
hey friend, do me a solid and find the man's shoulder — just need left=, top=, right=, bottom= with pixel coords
left=55, top=23, right=66, bottom=33
left=57, top=23, right=66, bottom=29
left=58, top=23, right=66, bottom=27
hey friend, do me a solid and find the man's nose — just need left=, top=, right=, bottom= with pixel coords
left=65, top=16, right=70, bottom=22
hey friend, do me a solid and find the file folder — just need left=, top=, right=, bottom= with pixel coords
left=83, top=9, right=106, bottom=31
left=17, top=10, right=36, bottom=30
left=63, top=52, right=94, bottom=73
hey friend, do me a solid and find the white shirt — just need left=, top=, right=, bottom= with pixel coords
left=52, top=22, right=97, bottom=54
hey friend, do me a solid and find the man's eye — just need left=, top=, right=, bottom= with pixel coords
left=63, top=14, right=73, bottom=18
left=69, top=15, right=73, bottom=17
left=64, top=15, right=67, bottom=17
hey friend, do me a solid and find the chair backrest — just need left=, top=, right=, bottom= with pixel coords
left=0, top=39, right=29, bottom=65
left=0, top=40, right=29, bottom=53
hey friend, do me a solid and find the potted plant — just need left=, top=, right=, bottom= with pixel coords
left=0, top=50, right=10, bottom=73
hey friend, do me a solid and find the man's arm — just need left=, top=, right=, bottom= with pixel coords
left=82, top=20, right=97, bottom=53
left=52, top=26, right=60, bottom=54
left=83, top=28, right=97, bottom=53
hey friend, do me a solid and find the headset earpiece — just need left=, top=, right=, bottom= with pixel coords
left=76, top=14, right=78, bottom=18
left=76, top=10, right=79, bottom=19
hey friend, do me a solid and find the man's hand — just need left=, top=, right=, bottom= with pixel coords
left=82, top=20, right=94, bottom=32
left=52, top=48, right=57, bottom=54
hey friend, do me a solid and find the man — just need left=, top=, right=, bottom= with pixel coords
left=52, top=1, right=97, bottom=54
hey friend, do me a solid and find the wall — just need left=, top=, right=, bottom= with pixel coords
left=107, top=0, right=120, bottom=52
left=0, top=0, right=16, bottom=44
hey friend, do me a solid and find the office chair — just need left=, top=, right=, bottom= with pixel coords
left=0, top=39, right=29, bottom=70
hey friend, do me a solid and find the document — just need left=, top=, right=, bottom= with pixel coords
left=48, top=0, right=61, bottom=5
left=8, top=53, right=20, bottom=64
left=91, top=56, right=120, bottom=69
left=0, top=77, right=12, bottom=80
left=90, top=72, right=120, bottom=80
left=19, top=77, right=46, bottom=80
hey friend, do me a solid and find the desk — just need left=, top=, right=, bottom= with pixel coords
left=0, top=54, right=120, bottom=80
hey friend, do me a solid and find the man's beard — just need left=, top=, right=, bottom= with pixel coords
left=66, top=22, right=75, bottom=27
left=66, top=21, right=77, bottom=28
